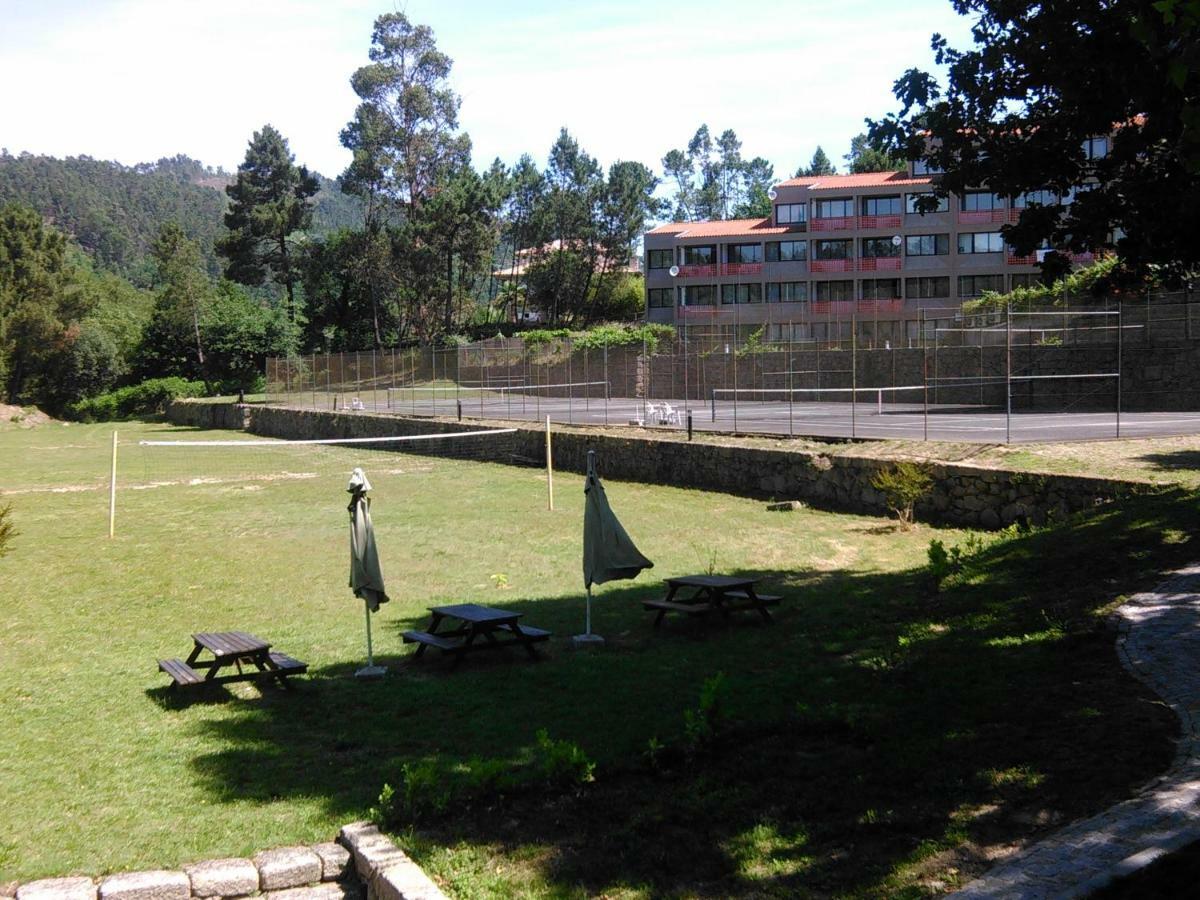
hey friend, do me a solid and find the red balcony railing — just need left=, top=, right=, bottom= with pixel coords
left=720, top=263, right=763, bottom=276
left=810, top=258, right=853, bottom=273
left=857, top=256, right=902, bottom=271
left=958, top=208, right=1017, bottom=225
left=858, top=214, right=902, bottom=230
left=1068, top=252, right=1095, bottom=265
left=1006, top=253, right=1037, bottom=265
left=810, top=216, right=857, bottom=232
left=811, top=300, right=856, bottom=315
left=856, top=298, right=905, bottom=314
left=1005, top=250, right=1096, bottom=266
left=676, top=264, right=718, bottom=278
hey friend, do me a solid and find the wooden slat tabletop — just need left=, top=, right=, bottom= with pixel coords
left=192, top=631, right=270, bottom=657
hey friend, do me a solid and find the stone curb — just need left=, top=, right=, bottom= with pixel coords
left=337, top=824, right=448, bottom=900
left=952, top=564, right=1200, bottom=897
left=8, top=828, right=376, bottom=900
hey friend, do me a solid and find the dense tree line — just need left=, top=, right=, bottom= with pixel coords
left=0, top=151, right=361, bottom=282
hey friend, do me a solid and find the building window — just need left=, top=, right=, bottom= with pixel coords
left=647, top=288, right=674, bottom=308
left=860, top=278, right=900, bottom=300
left=1014, top=189, right=1058, bottom=208
left=958, top=232, right=1005, bottom=254
left=765, top=240, right=807, bottom=262
left=905, top=234, right=950, bottom=256
left=727, top=243, right=763, bottom=264
left=862, top=195, right=902, bottom=216
left=815, top=198, right=854, bottom=218
left=775, top=203, right=807, bottom=225
left=680, top=285, right=716, bottom=306
left=912, top=158, right=943, bottom=175
left=647, top=249, right=673, bottom=269
left=906, top=192, right=949, bottom=214
left=813, top=280, right=854, bottom=301
left=1083, top=136, right=1108, bottom=160
left=905, top=276, right=950, bottom=299
left=1010, top=274, right=1040, bottom=290
left=961, top=191, right=1005, bottom=211
left=682, top=245, right=716, bottom=265
left=958, top=274, right=1005, bottom=297
left=813, top=239, right=852, bottom=260
left=861, top=237, right=900, bottom=258
left=721, top=283, right=762, bottom=304
left=766, top=282, right=808, bottom=303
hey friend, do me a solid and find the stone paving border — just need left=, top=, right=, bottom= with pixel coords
left=953, top=564, right=1200, bottom=898
left=6, top=824, right=446, bottom=900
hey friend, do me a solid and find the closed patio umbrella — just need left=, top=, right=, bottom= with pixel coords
left=348, top=467, right=389, bottom=677
left=579, top=450, right=653, bottom=645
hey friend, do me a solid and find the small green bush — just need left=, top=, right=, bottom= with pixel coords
left=871, top=462, right=933, bottom=528
left=0, top=503, right=16, bottom=558
left=928, top=533, right=988, bottom=591
left=533, top=728, right=596, bottom=788
left=683, top=671, right=728, bottom=755
left=68, top=377, right=206, bottom=422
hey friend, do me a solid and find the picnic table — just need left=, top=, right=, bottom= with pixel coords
left=403, top=603, right=551, bottom=666
left=158, top=631, right=308, bottom=689
left=642, top=575, right=781, bottom=626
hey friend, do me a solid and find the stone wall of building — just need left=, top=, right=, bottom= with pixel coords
left=168, top=401, right=1151, bottom=528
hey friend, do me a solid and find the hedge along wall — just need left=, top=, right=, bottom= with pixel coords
left=168, top=400, right=1153, bottom=529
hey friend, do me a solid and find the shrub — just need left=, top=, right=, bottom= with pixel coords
left=871, top=462, right=933, bottom=528
left=532, top=729, right=596, bottom=788
left=683, top=671, right=728, bottom=755
left=927, top=533, right=988, bottom=591
left=68, top=377, right=206, bottom=422
left=0, top=503, right=15, bottom=558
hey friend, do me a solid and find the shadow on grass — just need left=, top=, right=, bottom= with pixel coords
left=182, top=490, right=1200, bottom=897
left=1137, top=450, right=1200, bottom=474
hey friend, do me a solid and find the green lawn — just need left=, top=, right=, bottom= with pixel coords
left=0, top=420, right=1194, bottom=897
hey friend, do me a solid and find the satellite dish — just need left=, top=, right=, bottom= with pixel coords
left=668, top=265, right=680, bottom=277
left=767, top=187, right=778, bottom=200
left=891, top=235, right=902, bottom=246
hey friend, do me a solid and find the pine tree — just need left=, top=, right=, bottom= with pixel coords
left=217, top=125, right=318, bottom=322
left=797, top=147, right=836, bottom=178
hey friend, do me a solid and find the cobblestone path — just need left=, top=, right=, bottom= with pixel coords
left=953, top=565, right=1200, bottom=898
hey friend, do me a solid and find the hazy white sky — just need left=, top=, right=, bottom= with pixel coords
left=0, top=0, right=976, bottom=183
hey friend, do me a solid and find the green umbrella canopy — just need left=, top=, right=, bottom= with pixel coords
left=348, top=467, right=389, bottom=612
left=583, top=454, right=653, bottom=590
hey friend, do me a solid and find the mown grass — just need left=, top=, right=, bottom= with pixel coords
left=0, top=419, right=1195, bottom=897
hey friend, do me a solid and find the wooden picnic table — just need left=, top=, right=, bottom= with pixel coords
left=642, top=575, right=781, bottom=626
left=158, top=631, right=308, bottom=689
left=403, top=603, right=550, bottom=666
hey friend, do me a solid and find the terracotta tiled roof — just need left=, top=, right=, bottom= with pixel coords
left=646, top=217, right=794, bottom=239
left=776, top=171, right=934, bottom=190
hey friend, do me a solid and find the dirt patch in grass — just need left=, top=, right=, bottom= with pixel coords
left=0, top=404, right=53, bottom=428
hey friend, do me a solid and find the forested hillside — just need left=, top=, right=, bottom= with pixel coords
left=0, top=151, right=361, bottom=281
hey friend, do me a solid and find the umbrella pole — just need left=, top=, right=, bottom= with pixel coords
left=586, top=586, right=592, bottom=636
left=365, top=599, right=374, bottom=667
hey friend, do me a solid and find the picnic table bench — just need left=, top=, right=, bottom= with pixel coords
left=158, top=631, right=308, bottom=689
left=643, top=575, right=781, bottom=626
left=403, top=603, right=550, bottom=667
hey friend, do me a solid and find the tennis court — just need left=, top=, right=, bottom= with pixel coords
left=274, top=380, right=1200, bottom=443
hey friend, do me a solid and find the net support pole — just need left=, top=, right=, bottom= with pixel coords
left=711, top=388, right=716, bottom=423
left=545, top=415, right=554, bottom=511
left=1006, top=303, right=1013, bottom=444
left=851, top=321, right=857, bottom=440
left=108, top=430, right=118, bottom=539
left=1117, top=304, right=1123, bottom=438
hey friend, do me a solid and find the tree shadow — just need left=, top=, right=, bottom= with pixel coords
left=1137, top=450, right=1200, bottom=474
left=179, top=489, right=1200, bottom=896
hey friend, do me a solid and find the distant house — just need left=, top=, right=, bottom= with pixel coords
left=493, top=240, right=643, bottom=281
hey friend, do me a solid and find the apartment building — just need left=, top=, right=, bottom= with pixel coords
left=643, top=147, right=1103, bottom=345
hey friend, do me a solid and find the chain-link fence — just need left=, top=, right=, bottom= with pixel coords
left=265, top=291, right=1200, bottom=443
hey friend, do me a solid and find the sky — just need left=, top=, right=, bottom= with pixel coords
left=0, top=0, right=977, bottom=186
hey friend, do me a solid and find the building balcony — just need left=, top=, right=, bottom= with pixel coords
left=958, top=208, right=1018, bottom=225
left=720, top=263, right=763, bottom=276
left=1005, top=250, right=1096, bottom=266
left=1006, top=253, right=1037, bottom=265
left=858, top=214, right=902, bottom=230
left=810, top=216, right=857, bottom=232
left=810, top=258, right=853, bottom=273
left=857, top=256, right=902, bottom=272
left=676, top=264, right=718, bottom=278
left=811, top=300, right=857, bottom=315
left=856, top=298, right=905, bottom=314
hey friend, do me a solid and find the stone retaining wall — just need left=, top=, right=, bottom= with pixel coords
left=5, top=826, right=444, bottom=900
left=168, top=401, right=1154, bottom=528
